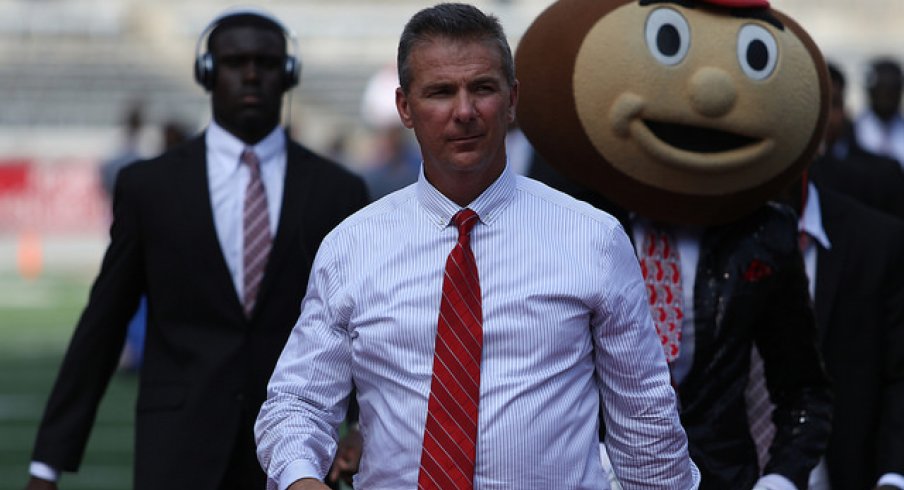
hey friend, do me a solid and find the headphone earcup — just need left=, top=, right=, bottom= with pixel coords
left=284, top=56, right=300, bottom=89
left=195, top=53, right=215, bottom=91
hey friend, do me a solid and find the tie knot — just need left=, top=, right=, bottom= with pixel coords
left=453, top=209, right=479, bottom=238
left=241, top=149, right=261, bottom=171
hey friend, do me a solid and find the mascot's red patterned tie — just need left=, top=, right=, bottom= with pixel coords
left=639, top=227, right=684, bottom=363
left=418, top=209, right=482, bottom=490
left=241, top=149, right=272, bottom=318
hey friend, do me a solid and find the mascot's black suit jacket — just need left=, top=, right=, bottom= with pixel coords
left=30, top=134, right=369, bottom=489
left=530, top=158, right=831, bottom=489
left=815, top=187, right=904, bottom=490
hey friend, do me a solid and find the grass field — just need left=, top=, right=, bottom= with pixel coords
left=0, top=267, right=136, bottom=490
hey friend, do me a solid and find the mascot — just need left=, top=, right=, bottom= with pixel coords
left=516, top=1, right=833, bottom=488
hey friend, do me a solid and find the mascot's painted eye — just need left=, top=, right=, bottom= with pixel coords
left=645, top=8, right=690, bottom=66
left=737, top=24, right=778, bottom=80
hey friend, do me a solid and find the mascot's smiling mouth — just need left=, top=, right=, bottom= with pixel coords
left=643, top=120, right=758, bottom=153
left=608, top=92, right=774, bottom=173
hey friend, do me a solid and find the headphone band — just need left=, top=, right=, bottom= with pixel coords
left=194, top=7, right=301, bottom=91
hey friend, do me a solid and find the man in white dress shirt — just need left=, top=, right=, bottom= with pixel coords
left=255, top=3, right=698, bottom=490
left=854, top=58, right=904, bottom=169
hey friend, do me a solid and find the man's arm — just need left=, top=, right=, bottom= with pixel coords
left=255, top=239, right=355, bottom=490
left=29, top=163, right=146, bottom=475
left=592, top=224, right=699, bottom=489
left=877, top=220, right=904, bottom=486
left=288, top=478, right=332, bottom=490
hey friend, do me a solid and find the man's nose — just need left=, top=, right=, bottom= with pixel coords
left=453, top=92, right=477, bottom=121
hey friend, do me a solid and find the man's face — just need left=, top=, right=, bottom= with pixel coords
left=210, top=26, right=287, bottom=144
left=396, top=37, right=517, bottom=198
left=825, top=79, right=845, bottom=147
left=869, top=67, right=903, bottom=121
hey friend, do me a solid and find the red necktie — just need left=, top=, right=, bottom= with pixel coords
left=639, top=227, right=685, bottom=363
left=241, top=149, right=272, bottom=318
left=418, top=209, right=482, bottom=490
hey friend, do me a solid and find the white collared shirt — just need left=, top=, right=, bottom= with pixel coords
left=854, top=111, right=904, bottom=169
left=256, top=164, right=699, bottom=490
left=206, top=121, right=286, bottom=298
left=798, top=183, right=832, bottom=299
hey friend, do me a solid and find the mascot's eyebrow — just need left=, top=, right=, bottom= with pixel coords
left=638, top=0, right=784, bottom=30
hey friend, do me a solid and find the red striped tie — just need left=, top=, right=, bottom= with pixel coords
left=418, top=208, right=482, bottom=490
left=241, top=149, right=271, bottom=318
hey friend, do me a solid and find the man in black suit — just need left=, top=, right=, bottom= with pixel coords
left=811, top=62, right=904, bottom=221
left=25, top=9, right=368, bottom=490
left=780, top=180, right=904, bottom=490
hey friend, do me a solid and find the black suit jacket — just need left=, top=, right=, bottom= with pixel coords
left=814, top=187, right=904, bottom=490
left=677, top=205, right=832, bottom=489
left=31, top=134, right=369, bottom=489
left=810, top=151, right=904, bottom=221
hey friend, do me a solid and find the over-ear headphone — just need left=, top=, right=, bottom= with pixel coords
left=194, top=7, right=301, bottom=92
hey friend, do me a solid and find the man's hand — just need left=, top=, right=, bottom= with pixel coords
left=25, top=477, right=57, bottom=490
left=288, top=478, right=331, bottom=490
left=328, top=426, right=363, bottom=486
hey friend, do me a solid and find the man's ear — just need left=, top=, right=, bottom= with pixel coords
left=396, top=87, right=415, bottom=129
left=507, top=79, right=520, bottom=123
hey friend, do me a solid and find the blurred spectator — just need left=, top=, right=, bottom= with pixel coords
left=811, top=62, right=904, bottom=221
left=100, top=102, right=145, bottom=199
left=854, top=58, right=904, bottom=168
left=504, top=119, right=533, bottom=175
left=358, top=63, right=419, bottom=199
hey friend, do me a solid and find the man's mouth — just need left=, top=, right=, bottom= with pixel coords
left=241, top=94, right=263, bottom=104
left=450, top=134, right=482, bottom=143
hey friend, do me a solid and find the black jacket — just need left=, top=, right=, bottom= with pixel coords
left=31, top=134, right=369, bottom=489
left=816, top=188, right=904, bottom=489
left=676, top=204, right=832, bottom=489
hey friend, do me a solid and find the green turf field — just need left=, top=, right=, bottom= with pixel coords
left=0, top=269, right=136, bottom=490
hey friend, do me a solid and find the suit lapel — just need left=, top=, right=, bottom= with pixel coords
left=177, top=136, right=246, bottom=319
left=252, top=141, right=316, bottom=317
left=814, top=192, right=846, bottom=340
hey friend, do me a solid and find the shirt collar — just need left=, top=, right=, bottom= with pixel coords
left=206, top=121, right=286, bottom=171
left=800, top=182, right=831, bottom=250
left=416, top=162, right=517, bottom=230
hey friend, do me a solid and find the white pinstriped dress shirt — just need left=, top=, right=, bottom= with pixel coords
left=255, top=164, right=699, bottom=490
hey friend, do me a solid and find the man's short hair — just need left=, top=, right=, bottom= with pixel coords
left=866, top=57, right=903, bottom=90
left=207, top=13, right=287, bottom=54
left=397, top=3, right=515, bottom=93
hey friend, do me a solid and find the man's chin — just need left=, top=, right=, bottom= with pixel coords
left=237, top=113, right=280, bottom=136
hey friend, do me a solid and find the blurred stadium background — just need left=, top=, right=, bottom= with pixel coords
left=0, top=0, right=901, bottom=488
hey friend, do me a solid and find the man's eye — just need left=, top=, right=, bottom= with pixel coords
left=219, top=56, right=242, bottom=67
left=258, top=57, right=283, bottom=69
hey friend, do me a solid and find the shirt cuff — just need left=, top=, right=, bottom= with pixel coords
left=878, top=472, right=904, bottom=489
left=29, top=461, right=60, bottom=482
left=752, top=473, right=796, bottom=490
left=278, top=459, right=322, bottom=490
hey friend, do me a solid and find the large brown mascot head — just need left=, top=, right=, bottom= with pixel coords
left=516, top=0, right=828, bottom=225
